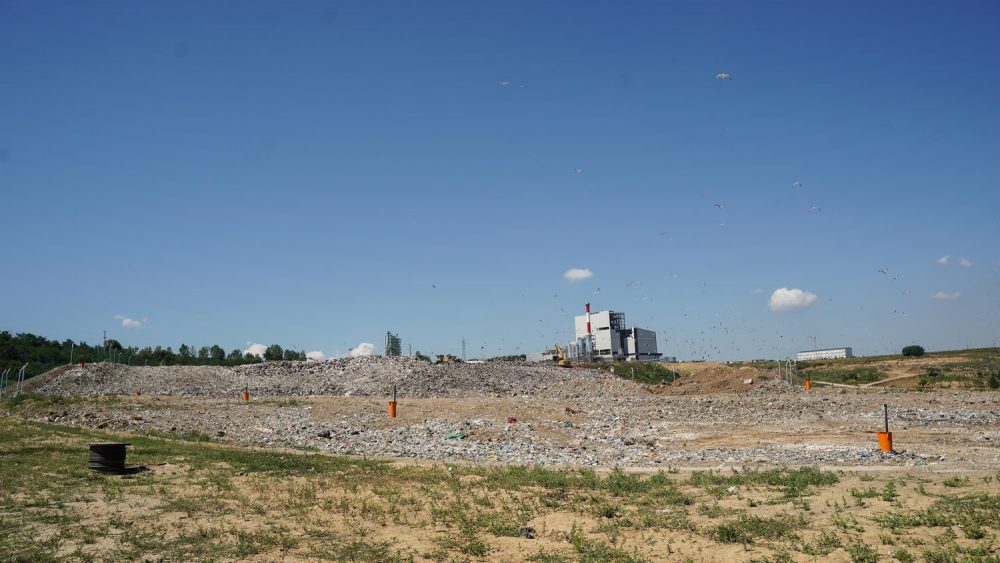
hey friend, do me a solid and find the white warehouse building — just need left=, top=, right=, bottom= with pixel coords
left=570, top=306, right=660, bottom=361
left=797, top=347, right=854, bottom=361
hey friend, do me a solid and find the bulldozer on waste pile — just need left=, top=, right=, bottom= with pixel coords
left=553, top=344, right=572, bottom=368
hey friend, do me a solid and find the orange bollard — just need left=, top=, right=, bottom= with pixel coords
left=389, top=401, right=397, bottom=418
left=80, top=362, right=85, bottom=369
left=805, top=379, right=812, bottom=391
left=242, top=390, right=250, bottom=401
left=877, top=431, right=893, bottom=453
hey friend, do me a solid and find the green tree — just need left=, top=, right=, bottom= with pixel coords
left=105, top=339, right=123, bottom=351
left=210, top=345, right=225, bottom=361
left=227, top=348, right=243, bottom=360
left=197, top=346, right=209, bottom=360
left=178, top=344, right=192, bottom=358
left=902, top=345, right=925, bottom=357
left=264, top=344, right=283, bottom=361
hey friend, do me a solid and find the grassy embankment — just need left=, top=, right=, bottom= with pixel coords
left=797, top=348, right=1000, bottom=389
left=577, top=362, right=682, bottom=385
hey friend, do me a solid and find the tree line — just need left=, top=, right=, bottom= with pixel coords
left=0, top=331, right=307, bottom=380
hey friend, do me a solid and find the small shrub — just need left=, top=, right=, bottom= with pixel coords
left=847, top=541, right=879, bottom=562
left=902, top=345, right=925, bottom=357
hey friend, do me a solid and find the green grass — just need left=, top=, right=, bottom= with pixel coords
left=803, top=366, right=886, bottom=385
left=579, top=362, right=681, bottom=384
left=715, top=514, right=801, bottom=544
left=689, top=466, right=839, bottom=500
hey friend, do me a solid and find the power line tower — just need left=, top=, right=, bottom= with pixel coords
left=461, top=337, right=466, bottom=361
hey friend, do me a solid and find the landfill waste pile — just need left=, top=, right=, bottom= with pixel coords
left=11, top=359, right=999, bottom=470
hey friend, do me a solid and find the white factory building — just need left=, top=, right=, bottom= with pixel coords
left=569, top=305, right=660, bottom=361
left=796, top=347, right=854, bottom=361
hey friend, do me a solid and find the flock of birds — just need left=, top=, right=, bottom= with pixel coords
left=411, top=71, right=957, bottom=361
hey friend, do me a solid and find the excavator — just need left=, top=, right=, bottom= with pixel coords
left=553, top=344, right=572, bottom=368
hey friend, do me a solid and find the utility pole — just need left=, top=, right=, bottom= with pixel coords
left=461, top=338, right=466, bottom=361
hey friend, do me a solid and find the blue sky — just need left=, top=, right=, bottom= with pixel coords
left=2, top=1, right=998, bottom=360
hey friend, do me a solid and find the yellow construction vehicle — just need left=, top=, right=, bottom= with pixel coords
left=553, top=344, right=572, bottom=368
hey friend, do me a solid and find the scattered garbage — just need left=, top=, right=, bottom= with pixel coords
left=445, top=432, right=466, bottom=440
left=506, top=416, right=517, bottom=424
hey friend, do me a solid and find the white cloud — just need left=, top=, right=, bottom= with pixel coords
left=768, top=288, right=818, bottom=312
left=959, top=257, right=972, bottom=267
left=935, top=255, right=950, bottom=265
left=349, top=342, right=375, bottom=357
left=305, top=351, right=327, bottom=361
left=933, top=291, right=961, bottom=300
left=563, top=268, right=593, bottom=282
left=243, top=343, right=267, bottom=358
left=114, top=315, right=143, bottom=329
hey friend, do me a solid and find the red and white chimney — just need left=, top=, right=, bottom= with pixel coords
left=585, top=303, right=591, bottom=335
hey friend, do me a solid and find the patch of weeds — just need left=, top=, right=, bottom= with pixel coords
left=882, top=480, right=898, bottom=502
left=942, top=476, right=969, bottom=488
left=690, top=466, right=838, bottom=501
left=698, top=502, right=726, bottom=518
left=891, top=547, right=914, bottom=562
left=714, top=514, right=800, bottom=545
left=567, top=524, right=645, bottom=563
left=594, top=501, right=621, bottom=519
left=961, top=522, right=985, bottom=540
left=800, top=530, right=842, bottom=556
left=846, top=541, right=879, bottom=563
left=527, top=549, right=574, bottom=562
left=852, top=487, right=880, bottom=500
left=314, top=539, right=411, bottom=562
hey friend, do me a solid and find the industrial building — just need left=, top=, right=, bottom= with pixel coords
left=567, top=304, right=660, bottom=361
left=384, top=331, right=401, bottom=357
left=797, top=347, right=853, bottom=361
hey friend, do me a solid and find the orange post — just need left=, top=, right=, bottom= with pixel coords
left=878, top=404, right=893, bottom=452
left=80, top=362, right=85, bottom=368
left=877, top=431, right=893, bottom=453
left=389, top=401, right=397, bottom=418
left=805, top=379, right=812, bottom=391
left=242, top=390, right=250, bottom=401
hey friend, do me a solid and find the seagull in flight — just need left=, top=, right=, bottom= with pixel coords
left=808, top=206, right=822, bottom=213
left=792, top=181, right=803, bottom=188
left=716, top=73, right=732, bottom=80
left=878, top=268, right=888, bottom=275
left=574, top=167, right=583, bottom=174
left=714, top=202, right=725, bottom=209
left=498, top=80, right=511, bottom=87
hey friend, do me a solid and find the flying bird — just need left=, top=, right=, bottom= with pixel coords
left=714, top=202, right=725, bottom=209
left=792, top=181, right=803, bottom=188
left=498, top=80, right=511, bottom=87
left=716, top=73, right=732, bottom=80
left=808, top=206, right=822, bottom=213
left=574, top=167, right=583, bottom=174
left=878, top=268, right=888, bottom=275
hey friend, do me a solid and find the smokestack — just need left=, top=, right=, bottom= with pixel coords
left=585, top=303, right=591, bottom=334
